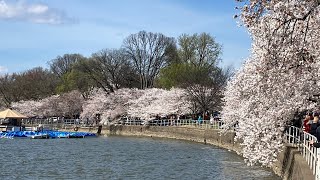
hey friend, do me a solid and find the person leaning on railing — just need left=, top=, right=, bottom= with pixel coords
left=310, top=140, right=320, bottom=148
left=310, top=113, right=320, bottom=147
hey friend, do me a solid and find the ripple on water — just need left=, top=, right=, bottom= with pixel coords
left=0, top=136, right=280, bottom=180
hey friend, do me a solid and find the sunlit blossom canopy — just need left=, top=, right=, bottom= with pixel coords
left=0, top=109, right=28, bottom=119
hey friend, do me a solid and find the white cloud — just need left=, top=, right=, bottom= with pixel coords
left=0, top=66, right=8, bottom=74
left=28, top=4, right=48, bottom=14
left=0, top=0, right=74, bottom=24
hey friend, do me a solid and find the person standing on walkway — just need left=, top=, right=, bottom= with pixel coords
left=309, top=115, right=319, bottom=136
left=303, top=112, right=313, bottom=133
left=198, top=115, right=203, bottom=125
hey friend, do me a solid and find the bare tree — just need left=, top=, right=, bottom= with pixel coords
left=186, top=66, right=233, bottom=113
left=0, top=67, right=58, bottom=107
left=92, top=48, right=135, bottom=90
left=0, top=74, right=14, bottom=107
left=123, top=31, right=175, bottom=89
left=77, top=49, right=139, bottom=93
left=48, top=54, right=85, bottom=78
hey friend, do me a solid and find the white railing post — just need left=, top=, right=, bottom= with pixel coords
left=313, top=147, right=317, bottom=175
left=289, top=127, right=292, bottom=144
left=316, top=150, right=320, bottom=180
left=283, top=126, right=319, bottom=176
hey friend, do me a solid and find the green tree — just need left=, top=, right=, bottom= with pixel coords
left=156, top=63, right=212, bottom=89
left=178, top=33, right=222, bottom=68
left=157, top=63, right=232, bottom=113
left=158, top=32, right=229, bottom=113
left=56, top=68, right=95, bottom=98
left=164, top=43, right=181, bottom=65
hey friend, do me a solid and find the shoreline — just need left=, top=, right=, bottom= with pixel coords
left=62, top=125, right=313, bottom=180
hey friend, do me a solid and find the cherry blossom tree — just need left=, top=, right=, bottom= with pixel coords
left=127, top=88, right=192, bottom=120
left=39, top=94, right=61, bottom=117
left=12, top=90, right=84, bottom=118
left=81, top=88, right=144, bottom=124
left=81, top=88, right=192, bottom=124
left=58, top=90, right=84, bottom=118
left=13, top=87, right=191, bottom=124
left=12, top=100, right=43, bottom=118
left=80, top=88, right=109, bottom=121
left=222, top=0, right=320, bottom=166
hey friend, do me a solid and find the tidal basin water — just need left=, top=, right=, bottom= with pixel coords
left=0, top=136, right=280, bottom=180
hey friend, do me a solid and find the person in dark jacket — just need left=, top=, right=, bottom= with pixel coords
left=310, top=140, right=320, bottom=148
left=309, top=115, right=320, bottom=136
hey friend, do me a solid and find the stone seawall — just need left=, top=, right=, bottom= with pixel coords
left=272, top=145, right=314, bottom=180
left=107, top=125, right=242, bottom=152
left=67, top=125, right=314, bottom=180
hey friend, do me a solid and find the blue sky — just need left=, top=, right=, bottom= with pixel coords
left=0, top=0, right=251, bottom=74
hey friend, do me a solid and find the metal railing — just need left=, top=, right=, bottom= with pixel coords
left=115, top=119, right=223, bottom=129
left=21, top=118, right=224, bottom=130
left=285, top=126, right=318, bottom=176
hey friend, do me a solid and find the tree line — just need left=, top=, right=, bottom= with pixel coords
left=0, top=31, right=232, bottom=114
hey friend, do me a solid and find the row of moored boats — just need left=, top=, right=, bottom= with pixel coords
left=0, top=130, right=96, bottom=139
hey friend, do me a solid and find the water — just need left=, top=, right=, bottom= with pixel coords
left=0, top=136, right=280, bottom=180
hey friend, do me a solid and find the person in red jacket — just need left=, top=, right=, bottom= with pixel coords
left=303, top=112, right=313, bottom=133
